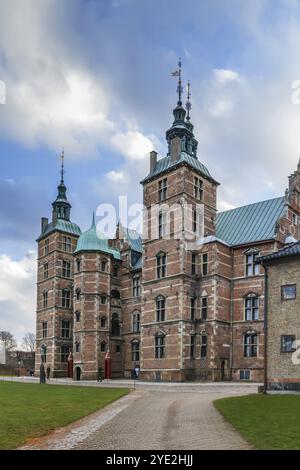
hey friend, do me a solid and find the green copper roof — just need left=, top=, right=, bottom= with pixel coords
left=74, top=215, right=121, bottom=259
left=141, top=152, right=217, bottom=184
left=216, top=196, right=285, bottom=246
left=37, top=219, right=81, bottom=241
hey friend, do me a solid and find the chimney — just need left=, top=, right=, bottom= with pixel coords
left=170, top=136, right=181, bottom=163
left=41, top=217, right=48, bottom=233
left=150, top=150, right=157, bottom=173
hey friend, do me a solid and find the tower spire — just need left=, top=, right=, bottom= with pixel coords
left=172, top=58, right=183, bottom=106
left=60, top=147, right=65, bottom=184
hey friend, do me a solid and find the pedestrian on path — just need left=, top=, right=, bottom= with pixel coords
left=97, top=366, right=103, bottom=382
left=46, top=365, right=51, bottom=380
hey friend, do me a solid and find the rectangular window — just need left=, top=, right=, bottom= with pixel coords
left=133, top=277, right=141, bottom=297
left=156, top=297, right=166, bottom=322
left=192, top=208, right=197, bottom=233
left=190, top=297, right=196, bottom=320
left=200, top=335, right=207, bottom=358
left=61, top=289, right=71, bottom=308
left=240, top=370, right=250, bottom=380
left=157, top=253, right=167, bottom=279
left=60, top=345, right=69, bottom=362
left=42, top=321, right=48, bottom=338
left=43, top=291, right=48, bottom=309
left=62, top=236, right=72, bottom=253
left=281, top=284, right=296, bottom=300
left=155, top=335, right=165, bottom=358
left=246, top=253, right=260, bottom=276
left=245, top=296, right=259, bottom=321
left=61, top=320, right=70, bottom=338
left=194, top=177, right=203, bottom=200
left=43, top=263, right=49, bottom=280
left=190, top=335, right=196, bottom=359
left=44, top=239, right=49, bottom=255
left=202, top=253, right=208, bottom=276
left=158, top=178, right=167, bottom=202
left=281, top=335, right=296, bottom=353
left=132, top=341, right=140, bottom=362
left=132, top=313, right=140, bottom=332
left=62, top=260, right=71, bottom=278
left=201, top=297, right=208, bottom=320
left=244, top=334, right=258, bottom=357
left=292, top=213, right=297, bottom=225
left=191, top=253, right=197, bottom=275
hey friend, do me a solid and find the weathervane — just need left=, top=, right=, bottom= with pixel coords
left=186, top=80, right=192, bottom=120
left=60, top=147, right=65, bottom=183
left=171, top=58, right=183, bottom=106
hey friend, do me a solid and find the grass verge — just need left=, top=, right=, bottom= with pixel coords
left=0, top=381, right=129, bottom=449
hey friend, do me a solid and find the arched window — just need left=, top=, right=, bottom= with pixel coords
left=132, top=276, right=141, bottom=297
left=62, top=260, right=71, bottom=278
left=100, top=294, right=107, bottom=305
left=43, top=290, right=48, bottom=309
left=76, top=258, right=81, bottom=272
left=113, top=265, right=119, bottom=277
left=244, top=332, right=258, bottom=357
left=75, top=311, right=81, bottom=322
left=76, top=288, right=81, bottom=301
left=111, top=312, right=120, bottom=336
left=244, top=294, right=259, bottom=321
left=100, top=316, right=106, bottom=328
left=111, top=289, right=120, bottom=299
left=131, top=340, right=140, bottom=362
left=132, top=311, right=140, bottom=332
left=155, top=333, right=165, bottom=359
left=156, top=296, right=166, bottom=322
left=156, top=252, right=167, bottom=279
left=101, top=259, right=107, bottom=272
left=75, top=341, right=80, bottom=353
left=61, top=289, right=71, bottom=308
left=100, top=341, right=106, bottom=352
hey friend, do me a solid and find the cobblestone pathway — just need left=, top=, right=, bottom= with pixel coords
left=18, top=382, right=257, bottom=450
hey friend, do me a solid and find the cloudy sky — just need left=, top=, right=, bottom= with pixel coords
left=1, top=0, right=300, bottom=343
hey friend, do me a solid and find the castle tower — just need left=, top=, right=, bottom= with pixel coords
left=140, top=62, right=219, bottom=381
left=73, top=214, right=123, bottom=380
left=35, top=152, right=81, bottom=377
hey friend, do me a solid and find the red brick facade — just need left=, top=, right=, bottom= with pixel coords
left=35, top=105, right=300, bottom=382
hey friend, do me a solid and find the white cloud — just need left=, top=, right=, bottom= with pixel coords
left=106, top=170, right=127, bottom=183
left=0, top=250, right=36, bottom=343
left=213, top=69, right=241, bottom=84
left=111, top=130, right=153, bottom=162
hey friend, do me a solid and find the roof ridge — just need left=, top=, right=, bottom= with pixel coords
left=217, top=196, right=285, bottom=216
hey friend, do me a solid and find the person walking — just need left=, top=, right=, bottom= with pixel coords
left=46, top=365, right=51, bottom=380
left=97, top=366, right=103, bottom=382
left=134, top=364, right=140, bottom=379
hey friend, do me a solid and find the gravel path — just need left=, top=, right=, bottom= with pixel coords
left=18, top=383, right=257, bottom=450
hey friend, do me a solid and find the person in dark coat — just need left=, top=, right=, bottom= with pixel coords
left=97, top=366, right=103, bottom=382
left=46, top=365, right=51, bottom=380
left=40, top=363, right=46, bottom=384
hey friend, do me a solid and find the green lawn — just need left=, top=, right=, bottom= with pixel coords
left=214, top=394, right=300, bottom=450
left=0, top=382, right=129, bottom=449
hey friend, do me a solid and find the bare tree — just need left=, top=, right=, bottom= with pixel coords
left=0, top=331, right=17, bottom=351
left=22, top=332, right=36, bottom=353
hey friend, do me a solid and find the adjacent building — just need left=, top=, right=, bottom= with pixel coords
left=261, top=241, right=300, bottom=391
